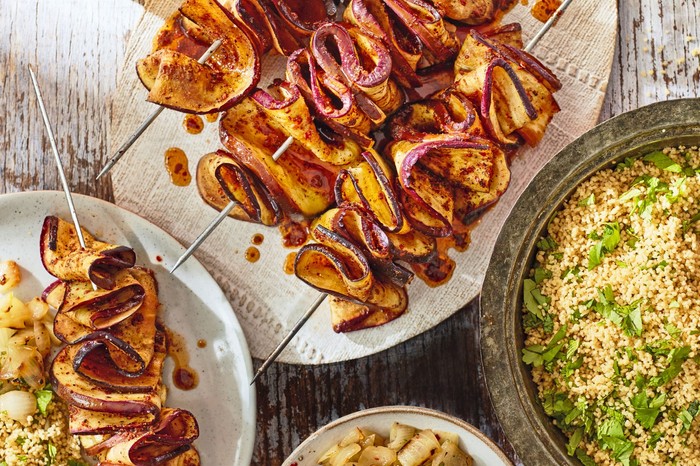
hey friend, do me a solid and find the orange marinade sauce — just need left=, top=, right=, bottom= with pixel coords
left=164, top=148, right=192, bottom=186
left=245, top=246, right=260, bottom=263
left=182, top=114, right=204, bottom=134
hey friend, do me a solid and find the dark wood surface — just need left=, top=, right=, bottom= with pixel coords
left=1, top=1, right=698, bottom=465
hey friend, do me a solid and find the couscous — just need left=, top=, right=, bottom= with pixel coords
left=0, top=395, right=84, bottom=466
left=523, top=146, right=700, bottom=465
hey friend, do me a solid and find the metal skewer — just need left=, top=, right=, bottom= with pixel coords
left=28, top=66, right=97, bottom=291
left=96, top=39, right=223, bottom=181
left=249, top=2, right=576, bottom=384
left=169, top=135, right=294, bottom=273
left=524, top=0, right=573, bottom=53
left=250, top=292, right=327, bottom=385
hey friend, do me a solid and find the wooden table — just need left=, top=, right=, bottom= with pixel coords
left=1, top=1, right=698, bottom=464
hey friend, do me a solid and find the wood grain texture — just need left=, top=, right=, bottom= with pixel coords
left=0, top=1, right=698, bottom=466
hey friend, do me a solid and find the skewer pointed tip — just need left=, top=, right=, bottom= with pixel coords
left=248, top=293, right=328, bottom=384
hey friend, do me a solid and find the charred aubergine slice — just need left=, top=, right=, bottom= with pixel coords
left=40, top=216, right=135, bottom=290
left=136, top=0, right=259, bottom=114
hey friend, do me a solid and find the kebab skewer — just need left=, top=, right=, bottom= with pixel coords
left=123, top=0, right=569, bottom=381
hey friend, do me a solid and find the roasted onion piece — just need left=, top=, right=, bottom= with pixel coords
left=287, top=48, right=375, bottom=147
left=454, top=28, right=561, bottom=146
left=252, top=83, right=363, bottom=166
left=221, top=0, right=333, bottom=56
left=40, top=216, right=135, bottom=290
left=387, top=135, right=506, bottom=236
left=136, top=0, right=259, bottom=113
left=344, top=0, right=422, bottom=88
left=314, top=207, right=414, bottom=287
left=311, top=23, right=404, bottom=121
left=388, top=88, right=485, bottom=141
left=53, top=268, right=159, bottom=376
left=295, top=224, right=408, bottom=324
left=197, top=150, right=282, bottom=226
left=83, top=408, right=199, bottom=464
left=219, top=98, right=340, bottom=216
left=335, top=150, right=406, bottom=234
left=382, top=0, right=458, bottom=65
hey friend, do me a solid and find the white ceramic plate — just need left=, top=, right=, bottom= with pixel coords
left=0, top=191, right=256, bottom=466
left=283, top=406, right=512, bottom=466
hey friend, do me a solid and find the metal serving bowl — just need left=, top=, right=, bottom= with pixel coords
left=480, top=98, right=700, bottom=465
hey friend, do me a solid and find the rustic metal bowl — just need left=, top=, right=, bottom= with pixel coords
left=480, top=98, right=700, bottom=465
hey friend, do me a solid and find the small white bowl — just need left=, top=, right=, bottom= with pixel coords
left=283, top=406, right=513, bottom=466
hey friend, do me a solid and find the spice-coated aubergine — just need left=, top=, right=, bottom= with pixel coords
left=136, top=0, right=260, bottom=114
left=40, top=216, right=136, bottom=290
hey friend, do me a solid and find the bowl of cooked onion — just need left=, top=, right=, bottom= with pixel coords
left=282, top=405, right=512, bottom=466
left=481, top=98, right=700, bottom=466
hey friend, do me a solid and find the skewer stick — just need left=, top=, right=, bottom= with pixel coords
left=169, top=134, right=295, bottom=273
left=524, top=0, right=573, bottom=53
left=250, top=292, right=327, bottom=385
left=249, top=2, right=576, bottom=383
left=28, top=66, right=97, bottom=291
left=96, top=39, right=223, bottom=181
left=169, top=201, right=236, bottom=274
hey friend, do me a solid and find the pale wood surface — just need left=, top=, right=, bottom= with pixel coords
left=1, top=1, right=699, bottom=465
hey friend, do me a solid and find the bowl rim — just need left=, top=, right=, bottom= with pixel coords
left=283, top=405, right=513, bottom=465
left=480, top=98, right=700, bottom=465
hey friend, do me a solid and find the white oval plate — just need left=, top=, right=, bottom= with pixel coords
left=283, top=406, right=512, bottom=466
left=0, top=191, right=256, bottom=466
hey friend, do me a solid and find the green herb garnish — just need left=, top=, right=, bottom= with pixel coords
left=578, top=193, right=595, bottom=207
left=588, top=223, right=621, bottom=269
left=642, top=151, right=683, bottom=173
left=35, top=388, right=53, bottom=416
left=649, top=345, right=691, bottom=387
left=522, top=325, right=568, bottom=369
left=631, top=390, right=666, bottom=429
left=679, top=401, right=700, bottom=433
left=588, top=285, right=644, bottom=337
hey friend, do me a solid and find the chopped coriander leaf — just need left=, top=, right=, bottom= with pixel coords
left=597, top=412, right=635, bottom=466
left=666, top=176, right=687, bottom=203
left=68, top=461, right=88, bottom=466
left=537, top=236, right=558, bottom=251
left=578, top=193, right=595, bottom=207
left=645, top=339, right=673, bottom=358
left=622, top=176, right=669, bottom=220
left=561, top=266, right=581, bottom=280
left=35, top=388, right=53, bottom=416
left=46, top=442, right=57, bottom=465
left=522, top=325, right=568, bottom=369
left=665, top=322, right=681, bottom=338
left=616, top=157, right=637, bottom=170
left=631, top=390, right=666, bottom=429
left=648, top=431, right=663, bottom=448
left=642, top=151, right=683, bottom=173
left=588, top=285, right=644, bottom=337
left=542, top=390, right=575, bottom=421
left=588, top=222, right=621, bottom=269
left=682, top=211, right=700, bottom=233
left=649, top=345, right=691, bottom=387
left=567, top=427, right=584, bottom=456
left=669, top=301, right=680, bottom=309
left=619, top=187, right=643, bottom=202
left=679, top=400, right=700, bottom=433
left=534, top=267, right=552, bottom=284
left=1, top=461, right=7, bottom=466
left=523, top=279, right=544, bottom=320
left=15, top=436, right=26, bottom=445
left=575, top=449, right=596, bottom=466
